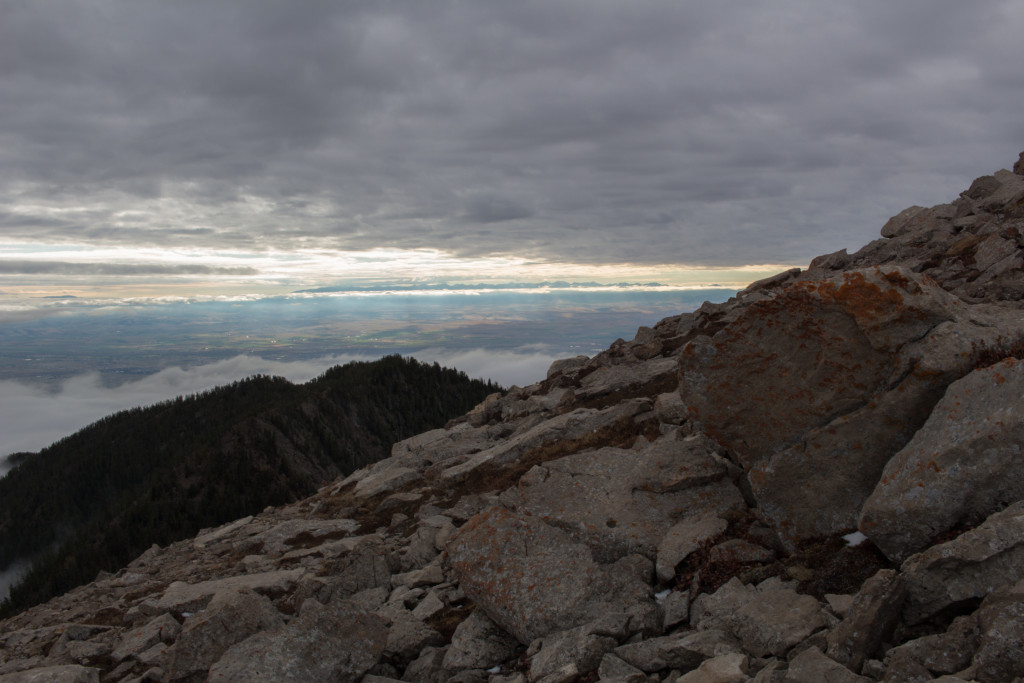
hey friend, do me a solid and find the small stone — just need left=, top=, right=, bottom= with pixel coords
left=110, top=613, right=181, bottom=664
left=0, top=665, right=101, bottom=682
left=597, top=653, right=647, bottom=683
left=826, top=569, right=905, bottom=673
left=824, top=594, right=854, bottom=618
left=442, top=610, right=520, bottom=672
left=785, top=647, right=872, bottom=682
left=675, top=652, right=748, bottom=683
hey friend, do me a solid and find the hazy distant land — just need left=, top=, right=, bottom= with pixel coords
left=1, top=284, right=733, bottom=386
left=0, top=284, right=734, bottom=461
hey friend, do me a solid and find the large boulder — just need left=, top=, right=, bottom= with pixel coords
left=206, top=599, right=387, bottom=682
left=826, top=569, right=905, bottom=674
left=860, top=357, right=1024, bottom=562
left=883, top=615, right=981, bottom=681
left=527, top=619, right=622, bottom=681
left=612, top=630, right=742, bottom=674
left=506, top=432, right=744, bottom=562
left=436, top=399, right=653, bottom=483
left=445, top=506, right=657, bottom=644
left=167, top=588, right=283, bottom=680
left=900, top=501, right=1024, bottom=625
left=109, top=613, right=180, bottom=665
left=679, top=266, right=1015, bottom=547
left=971, top=578, right=1024, bottom=682
left=785, top=647, right=873, bottom=683
left=690, top=577, right=825, bottom=658
left=442, top=610, right=520, bottom=672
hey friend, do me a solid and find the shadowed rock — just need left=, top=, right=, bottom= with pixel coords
left=680, top=266, right=967, bottom=546
left=901, top=501, right=1024, bottom=625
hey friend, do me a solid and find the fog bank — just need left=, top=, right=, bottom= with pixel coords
left=0, top=348, right=561, bottom=474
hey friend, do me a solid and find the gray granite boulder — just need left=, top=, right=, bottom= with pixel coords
left=612, top=629, right=741, bottom=674
left=438, top=399, right=652, bottom=483
left=826, top=569, right=905, bottom=674
left=442, top=610, right=520, bottom=672
left=445, top=506, right=657, bottom=644
left=901, top=501, right=1024, bottom=625
left=507, top=432, right=743, bottom=562
left=167, top=587, right=283, bottom=680
left=971, top=578, right=1024, bottom=683
left=785, top=647, right=873, bottom=683
left=110, top=613, right=180, bottom=665
left=691, top=577, right=824, bottom=658
left=675, top=652, right=749, bottom=683
left=156, top=568, right=306, bottom=617
left=527, top=622, right=618, bottom=681
left=861, top=358, right=1024, bottom=562
left=883, top=615, right=980, bottom=681
left=206, top=599, right=387, bottom=682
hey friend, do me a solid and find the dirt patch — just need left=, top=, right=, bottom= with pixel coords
left=788, top=535, right=892, bottom=599
left=425, top=600, right=475, bottom=641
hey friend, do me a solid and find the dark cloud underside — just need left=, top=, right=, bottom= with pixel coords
left=0, top=261, right=257, bottom=276
left=1, top=0, right=1022, bottom=267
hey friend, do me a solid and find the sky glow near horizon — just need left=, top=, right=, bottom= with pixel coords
left=0, top=242, right=787, bottom=310
left=1, top=1, right=1023, bottom=309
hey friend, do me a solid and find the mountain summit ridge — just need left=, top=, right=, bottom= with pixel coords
left=3, top=151, right=1024, bottom=682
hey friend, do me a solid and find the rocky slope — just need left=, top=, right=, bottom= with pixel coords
left=2, top=152, right=1024, bottom=682
left=1, top=356, right=500, bottom=618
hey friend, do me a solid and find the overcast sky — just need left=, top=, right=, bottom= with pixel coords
left=2, top=0, right=1023, bottom=301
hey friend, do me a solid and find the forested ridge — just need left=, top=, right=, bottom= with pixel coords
left=0, top=355, right=500, bottom=617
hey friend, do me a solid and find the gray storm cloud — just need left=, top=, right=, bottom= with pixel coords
left=0, top=1, right=1022, bottom=267
left=0, top=261, right=258, bottom=276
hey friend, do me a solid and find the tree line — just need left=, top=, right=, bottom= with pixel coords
left=0, top=355, right=501, bottom=617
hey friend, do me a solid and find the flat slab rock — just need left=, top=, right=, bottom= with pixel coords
left=0, top=665, right=101, bottom=682
left=507, top=432, right=744, bottom=562
left=156, top=568, right=306, bottom=616
left=445, top=506, right=657, bottom=644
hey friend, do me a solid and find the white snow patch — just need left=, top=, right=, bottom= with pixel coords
left=843, top=531, right=868, bottom=546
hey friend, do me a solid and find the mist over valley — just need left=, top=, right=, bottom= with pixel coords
left=0, top=284, right=734, bottom=466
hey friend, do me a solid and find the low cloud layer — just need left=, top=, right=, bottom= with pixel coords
left=2, top=1, right=1022, bottom=278
left=0, top=261, right=258, bottom=276
left=0, top=349, right=559, bottom=471
left=0, top=558, right=32, bottom=603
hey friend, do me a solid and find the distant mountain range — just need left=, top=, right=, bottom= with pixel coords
left=293, top=280, right=671, bottom=293
left=0, top=355, right=500, bottom=616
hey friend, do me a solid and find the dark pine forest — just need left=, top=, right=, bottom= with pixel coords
left=0, top=355, right=501, bottom=617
